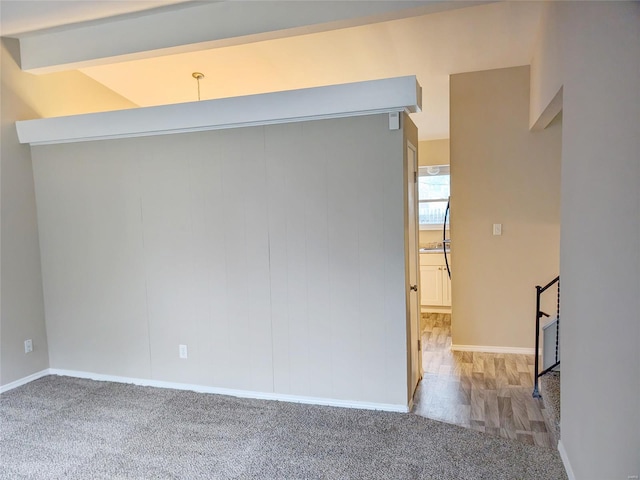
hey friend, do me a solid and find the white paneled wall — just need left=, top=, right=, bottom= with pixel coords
left=32, top=114, right=410, bottom=407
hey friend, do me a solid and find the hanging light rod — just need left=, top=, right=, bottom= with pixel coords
left=192, top=72, right=205, bottom=101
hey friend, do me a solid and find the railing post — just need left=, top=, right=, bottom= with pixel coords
left=555, top=278, right=561, bottom=365
left=533, top=285, right=542, bottom=398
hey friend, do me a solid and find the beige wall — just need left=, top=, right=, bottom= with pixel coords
left=418, top=139, right=449, bottom=167
left=31, top=114, right=411, bottom=408
left=450, top=66, right=561, bottom=350
left=419, top=230, right=445, bottom=247
left=531, top=3, right=640, bottom=477
left=0, top=38, right=137, bottom=387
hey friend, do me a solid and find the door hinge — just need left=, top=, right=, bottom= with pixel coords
left=418, top=339, right=422, bottom=351
left=414, top=170, right=417, bottom=183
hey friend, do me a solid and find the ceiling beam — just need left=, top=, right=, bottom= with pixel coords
left=16, top=76, right=422, bottom=145
left=18, top=1, right=483, bottom=74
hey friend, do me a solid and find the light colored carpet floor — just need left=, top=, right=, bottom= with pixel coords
left=0, top=375, right=567, bottom=479
left=539, top=370, right=561, bottom=440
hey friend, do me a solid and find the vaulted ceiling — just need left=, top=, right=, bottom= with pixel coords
left=1, top=1, right=543, bottom=140
left=0, top=1, right=192, bottom=36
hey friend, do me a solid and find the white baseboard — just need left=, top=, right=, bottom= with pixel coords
left=48, top=368, right=409, bottom=413
left=0, top=369, right=50, bottom=394
left=557, top=440, right=575, bottom=480
left=451, top=344, right=536, bottom=355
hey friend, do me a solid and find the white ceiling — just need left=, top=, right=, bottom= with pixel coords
left=1, top=1, right=543, bottom=140
left=0, top=0, right=193, bottom=37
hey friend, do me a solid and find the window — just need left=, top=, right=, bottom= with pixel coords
left=418, top=165, right=450, bottom=229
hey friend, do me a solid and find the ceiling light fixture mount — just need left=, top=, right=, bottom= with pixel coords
left=192, top=72, right=205, bottom=101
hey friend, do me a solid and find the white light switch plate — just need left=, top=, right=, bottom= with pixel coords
left=179, top=344, right=188, bottom=359
left=493, top=223, right=502, bottom=236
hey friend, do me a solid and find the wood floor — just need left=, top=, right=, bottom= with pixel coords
left=412, top=313, right=557, bottom=449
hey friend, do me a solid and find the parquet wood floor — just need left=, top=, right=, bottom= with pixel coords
left=412, top=313, right=557, bottom=449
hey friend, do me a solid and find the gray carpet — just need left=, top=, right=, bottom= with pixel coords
left=540, top=370, right=561, bottom=440
left=0, top=376, right=567, bottom=479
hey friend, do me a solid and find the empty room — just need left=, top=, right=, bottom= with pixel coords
left=1, top=1, right=638, bottom=479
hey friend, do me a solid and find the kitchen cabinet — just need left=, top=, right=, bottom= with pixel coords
left=420, top=265, right=442, bottom=305
left=420, top=253, right=451, bottom=308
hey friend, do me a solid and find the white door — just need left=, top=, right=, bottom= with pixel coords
left=406, top=142, right=422, bottom=396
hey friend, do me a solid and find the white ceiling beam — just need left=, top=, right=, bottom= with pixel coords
left=16, top=76, right=422, bottom=145
left=18, top=1, right=483, bottom=74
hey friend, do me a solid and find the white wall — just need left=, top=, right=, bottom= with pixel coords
left=0, top=38, right=137, bottom=387
left=31, top=113, right=410, bottom=408
left=450, top=66, right=561, bottom=350
left=531, top=2, right=640, bottom=477
left=529, top=1, right=563, bottom=130
left=0, top=40, right=48, bottom=385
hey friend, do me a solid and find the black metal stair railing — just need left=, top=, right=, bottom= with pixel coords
left=532, top=275, right=560, bottom=398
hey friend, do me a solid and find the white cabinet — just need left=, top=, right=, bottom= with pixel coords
left=420, top=253, right=451, bottom=308
left=442, top=266, right=451, bottom=306
left=420, top=265, right=442, bottom=305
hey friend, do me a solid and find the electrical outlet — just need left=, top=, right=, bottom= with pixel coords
left=179, top=344, right=188, bottom=359
left=492, top=223, right=502, bottom=236
left=24, top=339, right=33, bottom=354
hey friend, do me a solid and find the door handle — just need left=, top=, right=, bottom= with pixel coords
left=410, top=284, right=418, bottom=292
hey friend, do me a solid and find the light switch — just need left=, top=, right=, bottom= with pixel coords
left=493, top=223, right=502, bottom=236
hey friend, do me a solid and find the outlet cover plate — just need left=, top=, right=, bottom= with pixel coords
left=179, top=344, right=188, bottom=359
